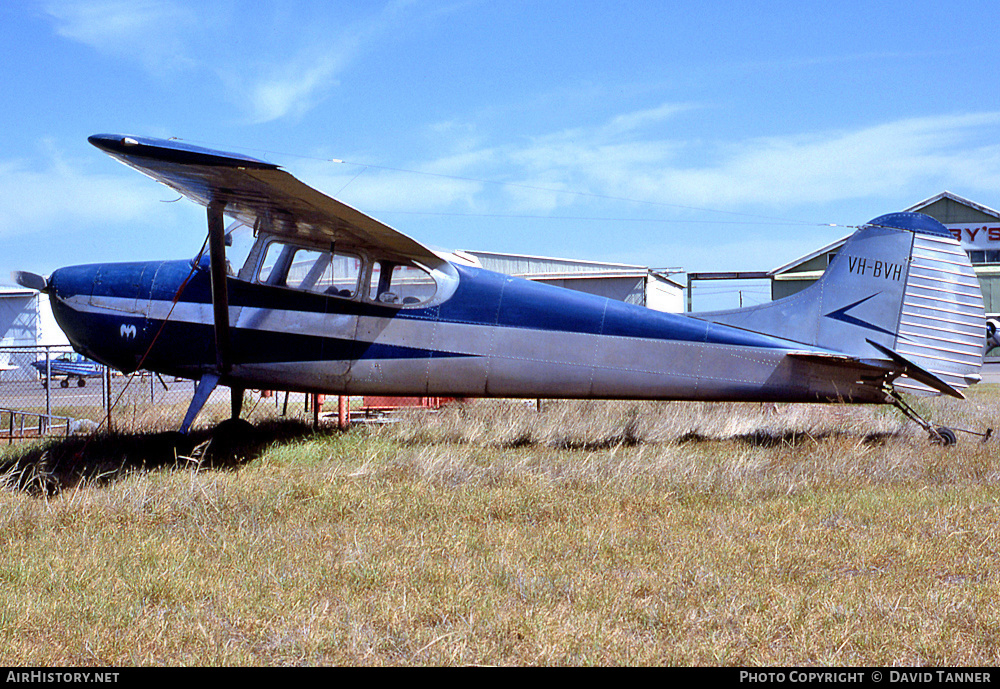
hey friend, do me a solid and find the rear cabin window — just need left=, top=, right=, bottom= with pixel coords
left=258, top=242, right=362, bottom=298
left=369, top=260, right=437, bottom=306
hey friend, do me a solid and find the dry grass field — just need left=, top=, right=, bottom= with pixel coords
left=1, top=388, right=999, bottom=666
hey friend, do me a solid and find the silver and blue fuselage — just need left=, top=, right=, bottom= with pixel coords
left=47, top=256, right=879, bottom=404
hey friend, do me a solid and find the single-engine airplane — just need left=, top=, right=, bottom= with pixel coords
left=30, top=351, right=103, bottom=388
left=11, top=135, right=987, bottom=444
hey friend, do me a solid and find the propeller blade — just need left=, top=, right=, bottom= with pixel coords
left=11, top=271, right=48, bottom=292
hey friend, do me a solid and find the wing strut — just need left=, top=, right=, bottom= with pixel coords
left=180, top=373, right=220, bottom=434
left=178, top=201, right=238, bottom=434
left=208, top=200, right=232, bottom=374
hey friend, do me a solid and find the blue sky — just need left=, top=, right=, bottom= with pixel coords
left=3, top=0, right=1000, bottom=308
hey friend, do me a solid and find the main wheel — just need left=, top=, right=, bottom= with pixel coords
left=206, top=418, right=256, bottom=462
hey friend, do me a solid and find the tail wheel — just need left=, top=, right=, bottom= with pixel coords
left=932, top=426, right=957, bottom=446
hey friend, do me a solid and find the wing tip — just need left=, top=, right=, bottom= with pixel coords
left=88, top=134, right=279, bottom=170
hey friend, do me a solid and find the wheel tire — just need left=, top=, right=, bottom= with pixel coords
left=207, top=418, right=256, bottom=461
left=60, top=379, right=69, bottom=388
left=213, top=417, right=254, bottom=437
left=77, top=378, right=86, bottom=387
left=932, top=426, right=957, bottom=446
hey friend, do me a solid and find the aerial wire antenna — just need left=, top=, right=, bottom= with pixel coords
left=168, top=136, right=854, bottom=230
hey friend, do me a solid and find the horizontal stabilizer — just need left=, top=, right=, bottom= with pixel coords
left=786, top=351, right=864, bottom=365
left=788, top=344, right=965, bottom=399
left=785, top=349, right=891, bottom=377
left=865, top=339, right=964, bottom=399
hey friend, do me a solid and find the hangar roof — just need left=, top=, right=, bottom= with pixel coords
left=905, top=191, right=1000, bottom=224
left=464, top=250, right=684, bottom=288
left=773, top=192, right=1000, bottom=278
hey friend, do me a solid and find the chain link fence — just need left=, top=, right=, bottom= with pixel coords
left=0, top=346, right=330, bottom=441
left=0, top=345, right=179, bottom=440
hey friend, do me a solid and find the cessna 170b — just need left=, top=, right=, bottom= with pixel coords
left=11, top=135, right=987, bottom=444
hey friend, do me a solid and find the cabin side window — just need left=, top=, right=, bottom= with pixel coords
left=257, top=241, right=362, bottom=298
left=368, top=260, right=437, bottom=306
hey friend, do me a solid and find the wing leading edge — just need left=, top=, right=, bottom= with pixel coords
left=88, top=134, right=442, bottom=266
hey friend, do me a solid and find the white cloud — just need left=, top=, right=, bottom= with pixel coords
left=229, top=3, right=422, bottom=124
left=290, top=159, right=484, bottom=217
left=42, top=1, right=421, bottom=123
left=43, top=0, right=196, bottom=74
left=650, top=112, right=1000, bottom=207
left=0, top=143, right=199, bottom=238
left=241, top=53, right=347, bottom=124
left=283, top=106, right=1000, bottom=263
left=415, top=108, right=1000, bottom=215
left=603, top=102, right=699, bottom=136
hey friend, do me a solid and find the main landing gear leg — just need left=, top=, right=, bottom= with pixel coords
left=214, top=385, right=252, bottom=433
left=231, top=385, right=244, bottom=420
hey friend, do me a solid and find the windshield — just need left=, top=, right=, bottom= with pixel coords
left=194, top=221, right=257, bottom=276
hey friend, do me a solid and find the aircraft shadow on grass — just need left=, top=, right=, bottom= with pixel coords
left=0, top=419, right=322, bottom=496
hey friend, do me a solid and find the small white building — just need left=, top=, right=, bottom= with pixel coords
left=463, top=250, right=685, bottom=313
left=0, top=289, right=69, bottom=380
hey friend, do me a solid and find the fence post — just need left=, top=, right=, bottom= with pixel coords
left=105, top=366, right=113, bottom=433
left=44, top=345, right=51, bottom=432
left=338, top=395, right=349, bottom=430
left=100, top=362, right=107, bottom=427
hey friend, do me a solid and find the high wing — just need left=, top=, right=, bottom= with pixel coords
left=87, top=134, right=441, bottom=266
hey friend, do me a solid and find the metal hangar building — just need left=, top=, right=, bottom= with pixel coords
left=462, top=250, right=685, bottom=313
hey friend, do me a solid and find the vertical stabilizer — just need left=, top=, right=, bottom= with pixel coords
left=693, top=212, right=985, bottom=395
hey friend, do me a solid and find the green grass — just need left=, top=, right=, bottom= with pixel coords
left=1, top=394, right=999, bottom=665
